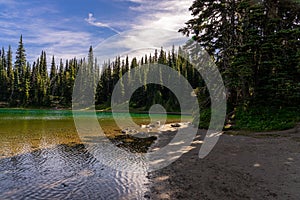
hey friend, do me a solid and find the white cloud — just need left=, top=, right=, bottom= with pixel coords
left=7, top=22, right=94, bottom=63
left=92, top=0, right=192, bottom=62
left=128, top=0, right=191, bottom=30
left=85, top=13, right=120, bottom=34
left=94, top=28, right=186, bottom=64
left=1, top=0, right=193, bottom=65
left=0, top=3, right=96, bottom=64
left=0, top=0, right=17, bottom=6
left=25, top=29, right=93, bottom=62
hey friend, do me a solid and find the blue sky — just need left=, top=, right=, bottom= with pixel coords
left=0, top=0, right=192, bottom=63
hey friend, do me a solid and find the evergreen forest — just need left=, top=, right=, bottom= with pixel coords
left=0, top=0, right=299, bottom=131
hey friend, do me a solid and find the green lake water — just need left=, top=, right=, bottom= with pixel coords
left=0, top=109, right=188, bottom=199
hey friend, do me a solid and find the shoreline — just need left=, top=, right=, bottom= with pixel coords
left=146, top=125, right=300, bottom=199
left=0, top=107, right=191, bottom=116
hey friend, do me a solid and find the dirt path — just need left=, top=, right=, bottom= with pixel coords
left=147, top=125, right=300, bottom=199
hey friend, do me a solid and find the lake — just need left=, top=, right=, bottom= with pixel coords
left=0, top=109, right=187, bottom=199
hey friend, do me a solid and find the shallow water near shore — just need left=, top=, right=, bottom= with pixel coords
left=0, top=109, right=189, bottom=199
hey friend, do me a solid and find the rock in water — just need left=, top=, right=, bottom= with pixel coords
left=171, top=123, right=181, bottom=128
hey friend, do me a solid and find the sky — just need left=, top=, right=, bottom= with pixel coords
left=0, top=0, right=193, bottom=64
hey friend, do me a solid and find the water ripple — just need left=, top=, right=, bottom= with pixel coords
left=0, top=143, right=149, bottom=200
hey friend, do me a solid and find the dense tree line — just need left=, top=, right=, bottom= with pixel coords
left=0, top=37, right=101, bottom=108
left=0, top=36, right=201, bottom=110
left=95, top=46, right=202, bottom=112
left=180, top=0, right=300, bottom=111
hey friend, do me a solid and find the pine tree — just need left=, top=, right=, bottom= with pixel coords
left=180, top=0, right=300, bottom=109
left=49, top=55, right=58, bottom=103
left=50, top=56, right=56, bottom=81
left=112, top=56, right=121, bottom=87
left=23, top=62, right=31, bottom=105
left=0, top=48, right=8, bottom=101
left=87, top=46, right=96, bottom=95
left=38, top=51, right=49, bottom=106
left=58, top=59, right=64, bottom=99
left=13, top=35, right=27, bottom=105
left=30, top=61, right=38, bottom=105
left=158, top=47, right=167, bottom=65
left=6, top=46, right=14, bottom=101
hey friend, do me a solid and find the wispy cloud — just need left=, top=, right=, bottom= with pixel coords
left=25, top=29, right=93, bottom=62
left=0, top=18, right=94, bottom=63
left=91, top=0, right=192, bottom=62
left=94, top=28, right=186, bottom=64
left=127, top=0, right=191, bottom=30
left=0, top=0, right=18, bottom=6
left=0, top=2, right=97, bottom=63
left=0, top=0, right=193, bottom=64
left=85, top=13, right=120, bottom=34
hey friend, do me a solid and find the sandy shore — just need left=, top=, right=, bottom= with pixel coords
left=146, top=124, right=300, bottom=199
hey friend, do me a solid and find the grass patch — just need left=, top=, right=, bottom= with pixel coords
left=234, top=107, right=300, bottom=132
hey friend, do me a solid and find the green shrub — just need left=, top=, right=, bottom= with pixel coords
left=193, top=108, right=211, bottom=129
left=234, top=107, right=299, bottom=131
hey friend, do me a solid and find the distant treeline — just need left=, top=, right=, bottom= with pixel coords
left=0, top=37, right=97, bottom=108
left=0, top=37, right=202, bottom=111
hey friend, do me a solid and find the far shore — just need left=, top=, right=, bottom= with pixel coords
left=0, top=107, right=192, bottom=116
